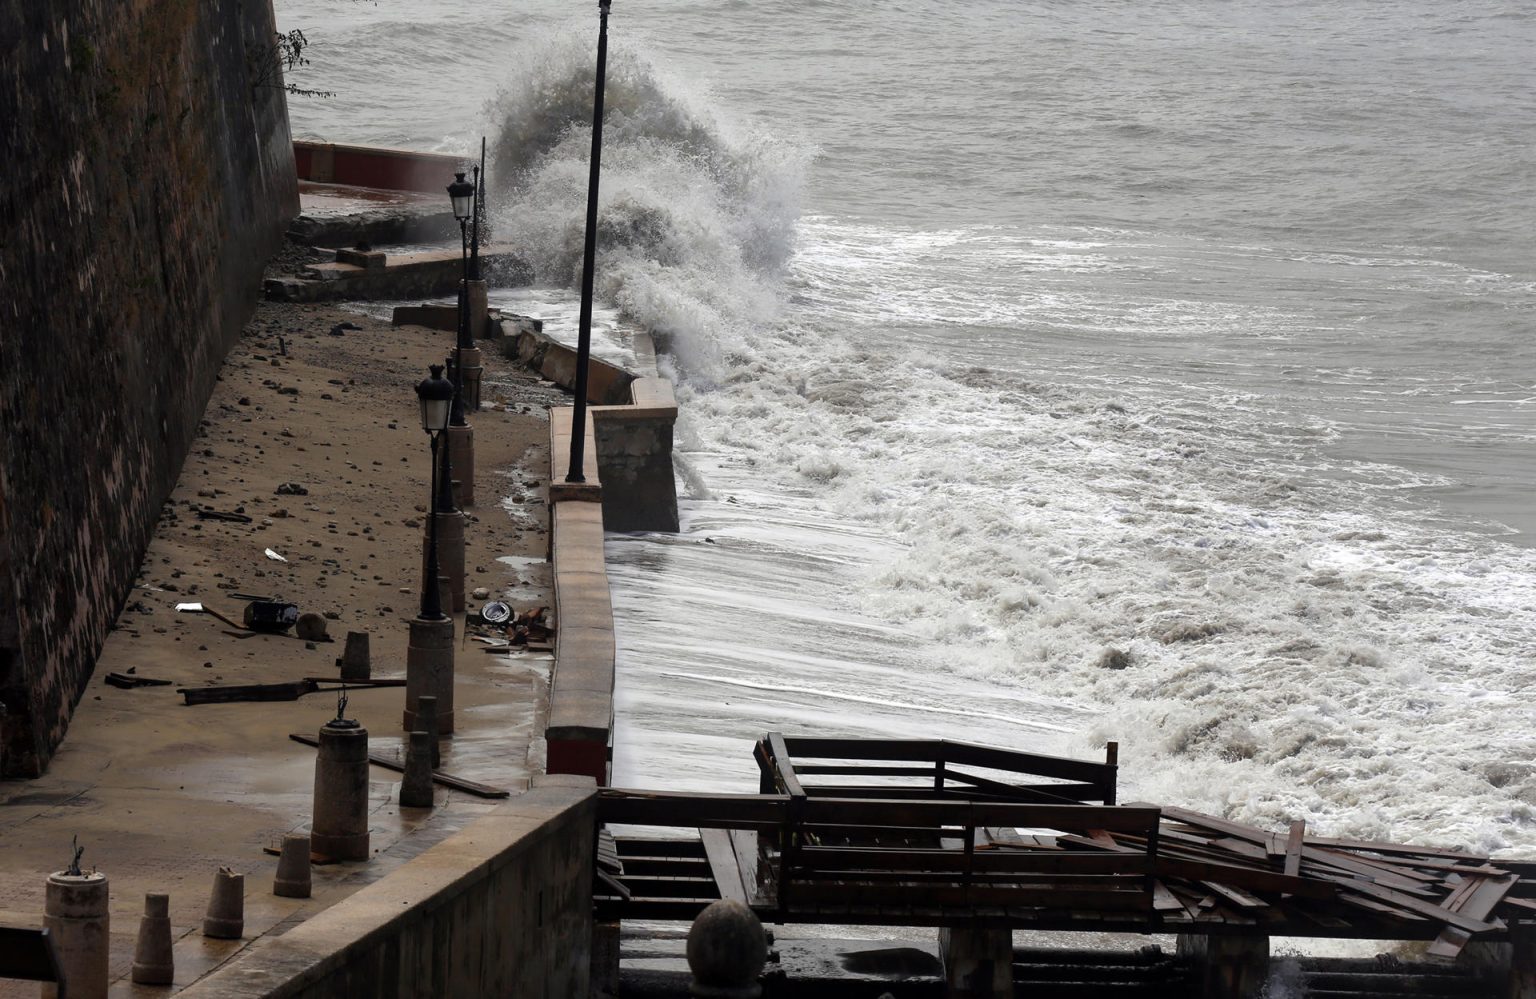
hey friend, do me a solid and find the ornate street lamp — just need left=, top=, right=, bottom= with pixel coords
left=447, top=171, right=476, bottom=430
left=567, top=0, right=613, bottom=484
left=414, top=364, right=454, bottom=621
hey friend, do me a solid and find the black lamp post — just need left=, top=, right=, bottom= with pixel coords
left=415, top=365, right=454, bottom=620
left=447, top=171, right=476, bottom=430
left=567, top=0, right=612, bottom=484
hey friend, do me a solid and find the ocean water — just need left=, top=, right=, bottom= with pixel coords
left=281, top=0, right=1536, bottom=855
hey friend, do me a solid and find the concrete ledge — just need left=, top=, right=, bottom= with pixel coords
left=512, top=329, right=635, bottom=405
left=294, top=140, right=468, bottom=194
left=177, top=780, right=597, bottom=998
left=265, top=246, right=533, bottom=303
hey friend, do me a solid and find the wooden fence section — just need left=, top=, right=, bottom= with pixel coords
left=594, top=737, right=1536, bottom=951
left=755, top=733, right=1120, bottom=805
left=596, top=788, right=1161, bottom=927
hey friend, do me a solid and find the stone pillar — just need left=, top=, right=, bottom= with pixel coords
left=399, top=730, right=435, bottom=808
left=43, top=870, right=109, bottom=999
left=338, top=630, right=370, bottom=680
left=591, top=920, right=621, bottom=999
left=938, top=926, right=1013, bottom=999
left=311, top=719, right=371, bottom=861
left=447, top=424, right=475, bottom=508
left=201, top=868, right=244, bottom=939
left=422, top=508, right=466, bottom=611
left=405, top=615, right=455, bottom=734
left=1513, top=921, right=1536, bottom=999
left=273, top=834, right=312, bottom=899
left=1176, top=934, right=1268, bottom=999
left=1462, top=920, right=1536, bottom=998
left=131, top=891, right=174, bottom=985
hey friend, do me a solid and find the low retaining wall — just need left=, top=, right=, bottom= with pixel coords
left=177, top=776, right=596, bottom=998
left=540, top=332, right=680, bottom=785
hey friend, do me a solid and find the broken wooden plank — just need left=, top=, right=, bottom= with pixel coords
left=1202, top=880, right=1269, bottom=910
left=1427, top=875, right=1519, bottom=961
left=1284, top=820, right=1306, bottom=879
left=287, top=732, right=508, bottom=798
left=701, top=828, right=748, bottom=904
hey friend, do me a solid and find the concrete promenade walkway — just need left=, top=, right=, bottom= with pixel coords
left=0, top=301, right=560, bottom=995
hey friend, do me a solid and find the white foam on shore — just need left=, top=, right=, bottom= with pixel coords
left=478, top=31, right=1536, bottom=855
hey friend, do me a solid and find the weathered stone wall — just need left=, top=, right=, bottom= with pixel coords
left=0, top=0, right=298, bottom=775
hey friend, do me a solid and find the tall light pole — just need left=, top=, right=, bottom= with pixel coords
left=414, top=366, right=453, bottom=620
left=566, top=0, right=612, bottom=484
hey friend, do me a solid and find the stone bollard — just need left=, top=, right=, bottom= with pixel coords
left=405, top=615, right=455, bottom=734
left=273, top=833, right=312, bottom=898
left=423, top=509, right=466, bottom=611
left=311, top=717, right=371, bottom=861
left=131, top=892, right=174, bottom=985
left=447, top=423, right=475, bottom=508
left=686, top=899, right=767, bottom=999
left=399, top=731, right=435, bottom=808
left=202, top=867, right=244, bottom=939
left=44, top=869, right=109, bottom=999
left=417, top=694, right=442, bottom=768
left=338, top=631, right=371, bottom=681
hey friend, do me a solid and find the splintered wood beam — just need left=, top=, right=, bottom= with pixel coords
left=1284, top=820, right=1306, bottom=879
left=1426, top=874, right=1520, bottom=960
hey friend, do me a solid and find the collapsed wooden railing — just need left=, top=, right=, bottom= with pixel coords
left=593, top=735, right=1536, bottom=954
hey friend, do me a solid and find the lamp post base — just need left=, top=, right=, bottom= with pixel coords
left=421, top=508, right=465, bottom=612
left=404, top=614, right=455, bottom=734
left=464, top=279, right=489, bottom=340
left=447, top=422, right=475, bottom=508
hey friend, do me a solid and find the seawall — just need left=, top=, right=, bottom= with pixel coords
left=0, top=0, right=299, bottom=775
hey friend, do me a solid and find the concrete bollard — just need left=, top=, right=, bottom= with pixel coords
left=311, top=718, right=371, bottom=861
left=447, top=423, right=475, bottom=508
left=131, top=892, right=174, bottom=985
left=44, top=870, right=109, bottom=999
left=417, top=694, right=442, bottom=768
left=686, top=899, right=767, bottom=999
left=202, top=867, right=244, bottom=939
left=399, top=731, right=435, bottom=808
left=273, top=833, right=312, bottom=898
left=405, top=615, right=455, bottom=734
left=338, top=631, right=370, bottom=681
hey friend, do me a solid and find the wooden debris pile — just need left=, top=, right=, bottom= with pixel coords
left=1073, top=804, right=1530, bottom=956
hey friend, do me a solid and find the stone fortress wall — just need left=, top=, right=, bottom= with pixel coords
left=0, top=0, right=298, bottom=775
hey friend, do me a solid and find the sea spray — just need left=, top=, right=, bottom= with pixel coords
left=487, top=33, right=806, bottom=381
left=468, top=21, right=1536, bottom=856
